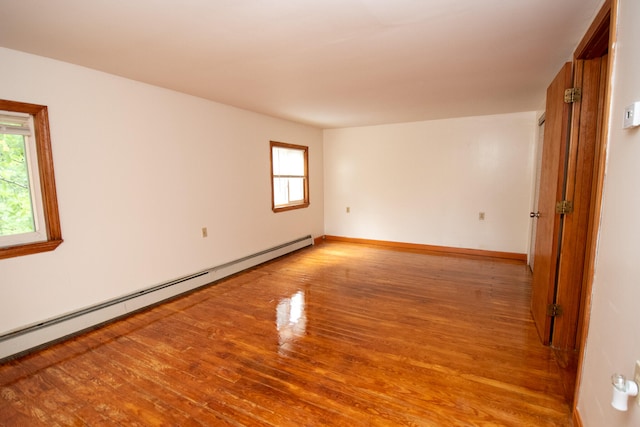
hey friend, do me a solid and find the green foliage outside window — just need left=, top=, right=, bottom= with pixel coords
left=0, top=133, right=35, bottom=236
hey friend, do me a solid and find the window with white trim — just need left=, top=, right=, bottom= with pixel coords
left=0, top=99, right=62, bottom=259
left=270, top=141, right=309, bottom=212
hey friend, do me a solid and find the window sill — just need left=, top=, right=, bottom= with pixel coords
left=0, top=239, right=63, bottom=260
left=273, top=202, right=310, bottom=213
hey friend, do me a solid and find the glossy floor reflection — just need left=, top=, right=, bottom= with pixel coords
left=0, top=242, right=572, bottom=426
left=277, top=291, right=307, bottom=354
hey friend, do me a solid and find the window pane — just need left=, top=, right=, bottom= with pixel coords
left=273, top=147, right=304, bottom=176
left=273, top=178, right=289, bottom=206
left=272, top=147, right=281, bottom=174
left=288, top=177, right=304, bottom=202
left=0, top=133, right=35, bottom=236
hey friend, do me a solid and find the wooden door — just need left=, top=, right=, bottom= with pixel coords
left=530, top=63, right=573, bottom=345
left=531, top=59, right=607, bottom=348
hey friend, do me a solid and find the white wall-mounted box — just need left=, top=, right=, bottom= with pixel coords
left=623, top=102, right=640, bottom=128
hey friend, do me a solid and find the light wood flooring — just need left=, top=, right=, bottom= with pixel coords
left=0, top=241, right=572, bottom=426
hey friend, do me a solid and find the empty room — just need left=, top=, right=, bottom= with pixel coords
left=1, top=0, right=639, bottom=426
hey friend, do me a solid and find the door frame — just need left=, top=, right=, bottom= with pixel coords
left=571, top=0, right=615, bottom=412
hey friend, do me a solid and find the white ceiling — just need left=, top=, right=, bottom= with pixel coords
left=0, top=0, right=604, bottom=128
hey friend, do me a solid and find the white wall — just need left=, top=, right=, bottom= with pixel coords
left=577, top=0, right=640, bottom=425
left=0, top=48, right=323, bottom=335
left=323, top=112, right=537, bottom=254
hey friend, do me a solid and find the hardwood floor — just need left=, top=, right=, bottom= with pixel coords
left=0, top=242, right=572, bottom=426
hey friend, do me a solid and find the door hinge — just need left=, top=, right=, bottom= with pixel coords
left=564, top=88, right=582, bottom=103
left=555, top=200, right=574, bottom=214
left=547, top=304, right=563, bottom=317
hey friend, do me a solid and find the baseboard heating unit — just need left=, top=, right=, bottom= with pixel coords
left=0, top=235, right=313, bottom=361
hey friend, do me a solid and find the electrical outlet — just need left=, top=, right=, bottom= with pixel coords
left=479, top=212, right=485, bottom=221
left=635, top=360, right=640, bottom=406
left=346, top=207, right=350, bottom=213
left=201, top=227, right=208, bottom=238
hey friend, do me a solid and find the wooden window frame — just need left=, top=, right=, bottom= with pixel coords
left=270, top=140, right=309, bottom=213
left=0, top=99, right=63, bottom=259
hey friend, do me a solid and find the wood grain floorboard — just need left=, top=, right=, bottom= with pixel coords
left=0, top=242, right=572, bottom=426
